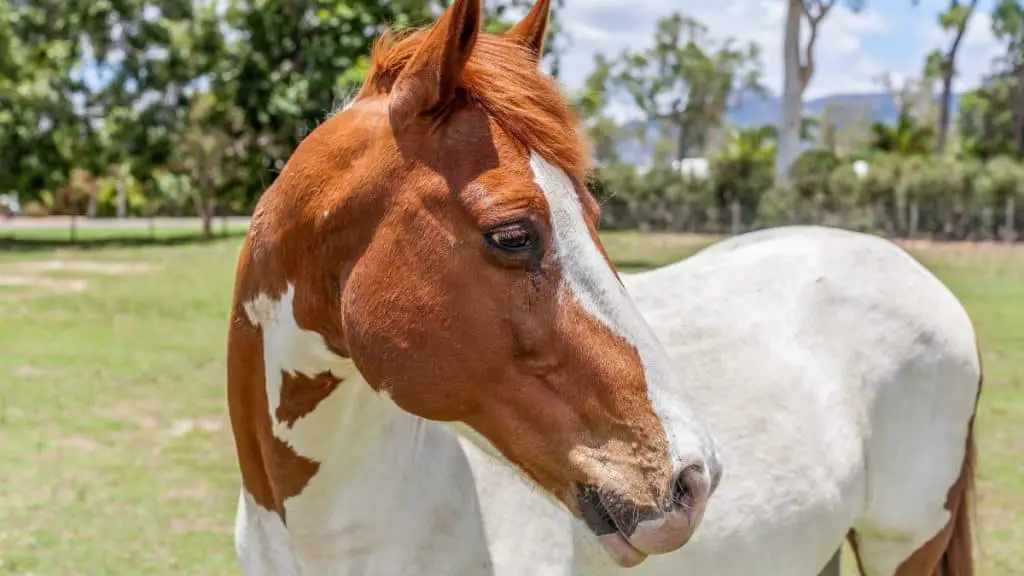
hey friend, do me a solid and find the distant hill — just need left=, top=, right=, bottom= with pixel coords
left=612, top=91, right=961, bottom=165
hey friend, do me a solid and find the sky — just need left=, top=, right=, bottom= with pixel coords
left=551, top=0, right=1005, bottom=118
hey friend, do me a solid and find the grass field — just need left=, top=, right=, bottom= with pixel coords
left=0, top=227, right=1021, bottom=574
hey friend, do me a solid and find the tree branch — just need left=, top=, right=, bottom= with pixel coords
left=799, top=0, right=836, bottom=93
left=946, top=0, right=979, bottom=62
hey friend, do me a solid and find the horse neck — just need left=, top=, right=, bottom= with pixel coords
left=247, top=283, right=491, bottom=556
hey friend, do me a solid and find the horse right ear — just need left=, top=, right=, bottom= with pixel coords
left=389, top=0, right=482, bottom=131
left=502, top=0, right=551, bottom=65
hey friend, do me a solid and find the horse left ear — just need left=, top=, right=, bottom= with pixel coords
left=502, top=0, right=551, bottom=64
left=389, top=0, right=482, bottom=130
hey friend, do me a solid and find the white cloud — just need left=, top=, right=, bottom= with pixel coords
left=551, top=0, right=1002, bottom=120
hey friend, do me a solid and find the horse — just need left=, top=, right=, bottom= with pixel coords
left=224, top=0, right=723, bottom=573
left=455, top=225, right=982, bottom=576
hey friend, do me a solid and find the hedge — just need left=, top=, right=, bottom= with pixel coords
left=588, top=152, right=1024, bottom=242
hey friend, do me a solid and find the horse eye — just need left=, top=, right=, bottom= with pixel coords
left=485, top=222, right=535, bottom=253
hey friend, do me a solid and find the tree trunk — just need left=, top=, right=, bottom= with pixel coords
left=909, top=200, right=920, bottom=239
left=86, top=186, right=98, bottom=218
left=775, top=0, right=804, bottom=179
left=201, top=210, right=213, bottom=238
left=1004, top=196, right=1017, bottom=243
left=937, top=0, right=976, bottom=155
left=116, top=164, right=127, bottom=219
left=69, top=187, right=81, bottom=243
left=936, top=72, right=954, bottom=154
left=192, top=192, right=214, bottom=239
left=676, top=121, right=688, bottom=163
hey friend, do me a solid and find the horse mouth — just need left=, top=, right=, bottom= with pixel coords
left=576, top=485, right=648, bottom=567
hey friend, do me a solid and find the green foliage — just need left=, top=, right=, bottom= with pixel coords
left=589, top=163, right=716, bottom=232
left=869, top=107, right=936, bottom=156
left=593, top=12, right=764, bottom=160
left=958, top=0, right=1024, bottom=160
left=595, top=147, right=1023, bottom=241
left=976, top=155, right=1024, bottom=203
left=709, top=125, right=776, bottom=221
left=958, top=78, right=1018, bottom=159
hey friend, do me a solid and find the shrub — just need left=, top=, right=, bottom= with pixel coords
left=589, top=152, right=1023, bottom=242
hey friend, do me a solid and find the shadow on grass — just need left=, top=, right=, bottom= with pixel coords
left=0, top=230, right=248, bottom=253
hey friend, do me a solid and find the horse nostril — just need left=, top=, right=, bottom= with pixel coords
left=669, top=463, right=708, bottom=512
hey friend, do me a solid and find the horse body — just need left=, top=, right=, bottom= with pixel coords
left=584, top=225, right=980, bottom=575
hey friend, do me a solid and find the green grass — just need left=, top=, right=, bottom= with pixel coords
left=0, top=231, right=1021, bottom=575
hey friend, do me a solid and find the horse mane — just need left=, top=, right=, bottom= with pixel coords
left=358, top=26, right=592, bottom=181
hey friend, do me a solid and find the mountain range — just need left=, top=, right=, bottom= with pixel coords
left=613, top=91, right=961, bottom=165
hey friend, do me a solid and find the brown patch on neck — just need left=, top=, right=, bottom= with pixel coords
left=277, top=371, right=343, bottom=427
left=263, top=436, right=320, bottom=524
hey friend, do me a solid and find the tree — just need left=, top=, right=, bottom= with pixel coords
left=777, top=0, right=920, bottom=178
left=603, top=13, right=764, bottom=162
left=574, top=55, right=623, bottom=165
left=930, top=0, right=980, bottom=154
left=992, top=0, right=1024, bottom=155
left=959, top=75, right=1018, bottom=159
left=211, top=0, right=433, bottom=205
left=0, top=0, right=96, bottom=204
left=869, top=106, right=937, bottom=156
left=777, top=0, right=838, bottom=179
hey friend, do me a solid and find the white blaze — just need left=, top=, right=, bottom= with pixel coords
left=528, top=150, right=721, bottom=478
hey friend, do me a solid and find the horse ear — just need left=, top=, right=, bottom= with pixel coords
left=502, top=0, right=551, bottom=64
left=389, top=0, right=482, bottom=130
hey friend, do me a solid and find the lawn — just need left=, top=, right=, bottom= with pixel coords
left=0, top=228, right=1021, bottom=575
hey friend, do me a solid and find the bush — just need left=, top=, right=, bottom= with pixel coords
left=709, top=154, right=772, bottom=225
left=977, top=156, right=1024, bottom=204
left=589, top=152, right=1024, bottom=242
left=789, top=149, right=841, bottom=201
left=590, top=163, right=717, bottom=232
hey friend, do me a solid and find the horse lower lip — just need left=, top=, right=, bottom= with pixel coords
left=597, top=531, right=648, bottom=567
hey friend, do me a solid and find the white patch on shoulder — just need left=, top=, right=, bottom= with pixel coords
left=528, top=151, right=720, bottom=476
left=242, top=284, right=362, bottom=462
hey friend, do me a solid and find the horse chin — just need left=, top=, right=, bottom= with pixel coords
left=596, top=532, right=648, bottom=568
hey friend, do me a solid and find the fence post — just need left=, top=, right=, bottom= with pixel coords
left=909, top=201, right=920, bottom=240
left=1002, top=196, right=1018, bottom=243
left=730, top=199, right=742, bottom=235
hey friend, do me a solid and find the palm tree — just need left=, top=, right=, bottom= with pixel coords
left=869, top=106, right=936, bottom=156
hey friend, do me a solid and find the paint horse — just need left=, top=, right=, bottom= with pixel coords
left=225, top=0, right=723, bottom=573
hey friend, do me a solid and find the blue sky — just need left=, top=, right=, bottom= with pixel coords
left=552, top=0, right=1005, bottom=118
